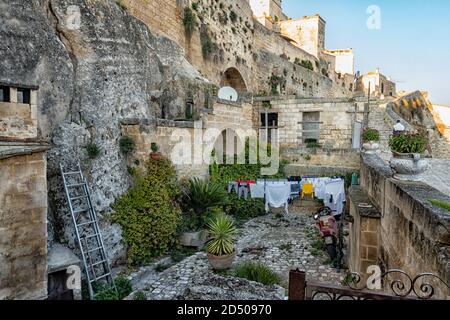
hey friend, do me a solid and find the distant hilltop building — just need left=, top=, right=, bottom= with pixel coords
left=355, top=68, right=396, bottom=98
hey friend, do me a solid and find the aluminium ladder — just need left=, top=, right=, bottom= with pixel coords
left=60, top=162, right=116, bottom=300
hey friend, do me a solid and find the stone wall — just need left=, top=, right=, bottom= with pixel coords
left=0, top=87, right=38, bottom=141
left=348, top=186, right=381, bottom=279
left=121, top=100, right=255, bottom=179
left=356, top=155, right=450, bottom=299
left=0, top=151, right=48, bottom=300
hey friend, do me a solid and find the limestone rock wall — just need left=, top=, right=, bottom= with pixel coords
left=0, top=0, right=212, bottom=265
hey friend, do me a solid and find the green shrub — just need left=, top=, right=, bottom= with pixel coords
left=133, top=291, right=147, bottom=300
left=151, top=142, right=159, bottom=153
left=183, top=7, right=197, bottom=38
left=182, top=178, right=229, bottom=231
left=269, top=75, right=283, bottom=95
left=191, top=2, right=199, bottom=11
left=362, top=128, right=380, bottom=143
left=234, top=262, right=281, bottom=286
left=206, top=214, right=237, bottom=256
left=429, top=199, right=450, bottom=212
left=200, top=25, right=216, bottom=58
left=93, top=276, right=132, bottom=300
left=225, top=193, right=265, bottom=226
left=229, top=10, right=238, bottom=23
left=84, top=143, right=101, bottom=159
left=294, top=58, right=314, bottom=71
left=112, top=157, right=181, bottom=265
left=119, top=136, right=135, bottom=155
left=389, top=132, right=427, bottom=154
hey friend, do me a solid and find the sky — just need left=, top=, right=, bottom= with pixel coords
left=283, top=0, right=450, bottom=105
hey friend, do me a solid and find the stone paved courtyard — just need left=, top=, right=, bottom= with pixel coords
left=124, top=204, right=345, bottom=300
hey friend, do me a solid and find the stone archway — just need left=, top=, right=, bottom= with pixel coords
left=221, top=67, right=248, bottom=93
left=213, top=128, right=244, bottom=164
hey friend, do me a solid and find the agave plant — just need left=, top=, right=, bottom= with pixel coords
left=206, top=214, right=236, bottom=256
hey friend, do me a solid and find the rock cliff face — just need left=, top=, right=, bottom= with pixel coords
left=0, top=0, right=208, bottom=264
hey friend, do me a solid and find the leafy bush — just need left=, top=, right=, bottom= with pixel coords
left=183, top=7, right=197, bottom=38
left=234, top=262, right=281, bottom=286
left=182, top=178, right=228, bottom=231
left=429, top=199, right=450, bottom=212
left=151, top=142, right=159, bottom=153
left=112, top=157, right=181, bottom=265
left=229, top=10, right=238, bottom=23
left=362, top=128, right=380, bottom=143
left=206, top=214, right=237, bottom=256
left=389, top=132, right=427, bottom=154
left=93, top=276, right=132, bottom=300
left=133, top=291, right=147, bottom=300
left=119, top=136, right=135, bottom=155
left=294, top=58, right=314, bottom=71
left=191, top=2, right=199, bottom=11
left=225, top=193, right=265, bottom=226
left=84, top=143, right=101, bottom=159
left=200, top=25, right=216, bottom=59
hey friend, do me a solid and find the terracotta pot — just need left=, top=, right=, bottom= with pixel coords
left=150, top=152, right=161, bottom=160
left=362, top=141, right=380, bottom=154
left=207, top=252, right=236, bottom=270
left=389, top=152, right=430, bottom=181
left=180, top=230, right=207, bottom=249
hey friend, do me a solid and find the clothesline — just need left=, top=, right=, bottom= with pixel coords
left=227, top=175, right=347, bottom=216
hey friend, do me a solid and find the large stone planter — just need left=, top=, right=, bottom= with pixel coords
left=180, top=230, right=208, bottom=249
left=207, top=252, right=236, bottom=270
left=362, top=141, right=380, bottom=154
left=389, top=152, right=430, bottom=181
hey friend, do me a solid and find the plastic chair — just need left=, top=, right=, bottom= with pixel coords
left=301, top=183, right=315, bottom=200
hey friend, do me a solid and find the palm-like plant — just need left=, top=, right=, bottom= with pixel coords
left=184, top=178, right=228, bottom=215
left=206, top=214, right=236, bottom=256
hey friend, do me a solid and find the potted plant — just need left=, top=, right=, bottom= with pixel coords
left=362, top=128, right=380, bottom=154
left=150, top=142, right=161, bottom=160
left=388, top=132, right=430, bottom=181
left=180, top=178, right=228, bottom=248
left=206, top=214, right=237, bottom=270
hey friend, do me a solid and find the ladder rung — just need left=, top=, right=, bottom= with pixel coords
left=73, top=207, right=90, bottom=214
left=91, top=260, right=107, bottom=268
left=77, top=220, right=96, bottom=227
left=70, top=195, right=88, bottom=201
left=85, top=234, right=100, bottom=239
left=63, top=171, right=82, bottom=176
left=87, top=247, right=103, bottom=254
left=66, top=183, right=85, bottom=188
left=90, top=273, right=111, bottom=282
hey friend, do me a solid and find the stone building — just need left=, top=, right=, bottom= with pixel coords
left=356, top=69, right=397, bottom=98
left=0, top=82, right=49, bottom=299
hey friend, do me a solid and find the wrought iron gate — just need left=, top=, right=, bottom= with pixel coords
left=289, top=269, right=450, bottom=300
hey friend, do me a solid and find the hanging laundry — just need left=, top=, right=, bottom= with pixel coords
left=250, top=183, right=265, bottom=199
left=324, top=179, right=346, bottom=216
left=228, top=181, right=238, bottom=194
left=265, top=184, right=291, bottom=214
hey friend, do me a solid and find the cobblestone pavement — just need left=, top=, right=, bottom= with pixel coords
left=125, top=205, right=345, bottom=300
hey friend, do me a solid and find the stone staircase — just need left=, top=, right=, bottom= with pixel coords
left=368, top=103, right=393, bottom=152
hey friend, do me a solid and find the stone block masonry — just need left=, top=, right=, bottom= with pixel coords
left=355, top=154, right=450, bottom=299
left=0, top=151, right=48, bottom=300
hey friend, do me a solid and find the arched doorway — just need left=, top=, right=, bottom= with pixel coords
left=221, top=67, right=247, bottom=93
left=213, top=129, right=244, bottom=164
